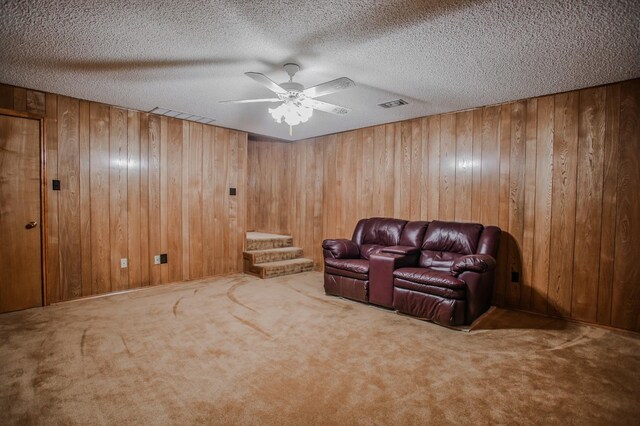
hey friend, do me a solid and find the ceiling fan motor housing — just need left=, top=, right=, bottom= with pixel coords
left=283, top=63, right=300, bottom=79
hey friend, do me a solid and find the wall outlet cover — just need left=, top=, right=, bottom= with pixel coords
left=121, top=258, right=128, bottom=268
left=160, top=253, right=168, bottom=264
left=154, top=255, right=161, bottom=265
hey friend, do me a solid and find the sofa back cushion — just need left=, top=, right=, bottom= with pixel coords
left=419, top=221, right=484, bottom=271
left=399, top=221, right=430, bottom=247
left=353, top=217, right=407, bottom=259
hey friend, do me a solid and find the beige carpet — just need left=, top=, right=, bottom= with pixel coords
left=1, top=272, right=639, bottom=425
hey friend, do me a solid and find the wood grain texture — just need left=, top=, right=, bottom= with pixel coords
left=181, top=121, right=190, bottom=281
left=439, top=114, right=456, bottom=221
left=167, top=118, right=183, bottom=282
left=139, top=113, right=150, bottom=287
left=480, top=106, right=500, bottom=226
left=531, top=96, right=554, bottom=314
left=362, top=128, right=375, bottom=219
left=427, top=117, right=440, bottom=220
left=79, top=100, right=91, bottom=296
left=419, top=118, right=430, bottom=219
left=548, top=92, right=578, bottom=317
left=237, top=132, right=248, bottom=270
left=109, top=107, right=129, bottom=291
left=188, top=123, right=204, bottom=278
left=13, top=87, right=26, bottom=111
left=127, top=111, right=141, bottom=288
left=147, top=115, right=162, bottom=286
left=495, top=104, right=511, bottom=306
left=597, top=85, right=620, bottom=326
left=227, top=130, right=239, bottom=274
left=57, top=96, right=82, bottom=299
left=322, top=134, right=338, bottom=237
left=471, top=109, right=483, bottom=222
left=506, top=101, right=526, bottom=308
left=213, top=127, right=229, bottom=275
left=383, top=125, right=396, bottom=218
left=454, top=111, right=473, bottom=222
left=26, top=90, right=46, bottom=115
left=612, top=80, right=640, bottom=331
left=89, top=102, right=111, bottom=295
left=45, top=93, right=60, bottom=303
left=521, top=98, right=537, bottom=311
left=159, top=117, right=168, bottom=284
left=408, top=122, right=421, bottom=220
left=572, top=87, right=605, bottom=322
left=399, top=122, right=412, bottom=219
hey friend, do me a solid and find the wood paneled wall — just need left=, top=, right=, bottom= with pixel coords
left=247, top=79, right=640, bottom=332
left=0, top=84, right=248, bottom=303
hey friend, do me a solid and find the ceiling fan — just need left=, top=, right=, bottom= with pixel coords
left=220, top=63, right=355, bottom=135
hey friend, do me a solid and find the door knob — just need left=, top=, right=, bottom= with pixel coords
left=25, top=221, right=38, bottom=229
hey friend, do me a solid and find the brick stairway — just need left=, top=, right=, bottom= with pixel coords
left=243, top=232, right=314, bottom=279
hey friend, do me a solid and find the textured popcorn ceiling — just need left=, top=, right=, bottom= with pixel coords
left=1, top=0, right=639, bottom=141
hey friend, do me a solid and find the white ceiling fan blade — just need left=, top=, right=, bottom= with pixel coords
left=302, top=98, right=351, bottom=115
left=302, top=77, right=355, bottom=98
left=245, top=72, right=288, bottom=95
left=219, top=98, right=281, bottom=104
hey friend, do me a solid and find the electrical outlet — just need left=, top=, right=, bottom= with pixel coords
left=511, top=271, right=520, bottom=283
left=160, top=253, right=168, bottom=264
left=121, top=258, right=128, bottom=268
left=154, top=255, right=161, bottom=265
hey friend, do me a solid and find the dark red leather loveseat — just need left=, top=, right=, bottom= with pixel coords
left=322, top=218, right=500, bottom=326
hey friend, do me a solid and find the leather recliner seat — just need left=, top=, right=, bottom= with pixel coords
left=321, top=217, right=408, bottom=303
left=392, top=220, right=501, bottom=325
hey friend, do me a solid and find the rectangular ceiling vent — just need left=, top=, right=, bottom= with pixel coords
left=149, top=107, right=215, bottom=124
left=378, top=99, right=408, bottom=109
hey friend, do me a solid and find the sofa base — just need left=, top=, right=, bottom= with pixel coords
left=324, top=274, right=368, bottom=303
left=392, top=287, right=466, bottom=326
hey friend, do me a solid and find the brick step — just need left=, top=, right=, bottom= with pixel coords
left=247, top=258, right=314, bottom=279
left=243, top=247, right=303, bottom=264
left=246, top=232, right=293, bottom=250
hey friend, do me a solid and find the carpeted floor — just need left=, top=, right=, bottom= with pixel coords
left=1, top=272, right=639, bottom=425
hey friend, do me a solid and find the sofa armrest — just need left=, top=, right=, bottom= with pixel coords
left=322, top=239, right=360, bottom=259
left=459, top=270, right=495, bottom=324
left=368, top=252, right=419, bottom=308
left=451, top=254, right=496, bottom=275
left=381, top=245, right=420, bottom=255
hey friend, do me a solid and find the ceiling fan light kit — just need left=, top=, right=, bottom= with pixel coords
left=221, top=63, right=355, bottom=135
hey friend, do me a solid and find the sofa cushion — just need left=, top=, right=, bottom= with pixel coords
left=325, top=258, right=369, bottom=275
left=419, top=221, right=483, bottom=270
left=360, top=218, right=407, bottom=246
left=399, top=221, right=429, bottom=247
left=393, top=267, right=465, bottom=289
left=325, top=266, right=368, bottom=281
left=422, top=221, right=483, bottom=254
left=393, top=278, right=466, bottom=300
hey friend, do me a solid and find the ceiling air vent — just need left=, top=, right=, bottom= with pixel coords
left=149, top=107, right=215, bottom=124
left=378, top=99, right=408, bottom=109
